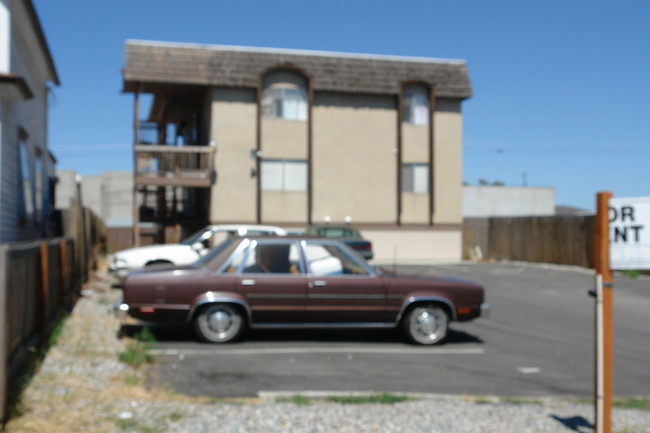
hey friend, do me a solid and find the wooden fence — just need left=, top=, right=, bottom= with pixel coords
left=0, top=200, right=106, bottom=423
left=464, top=215, right=595, bottom=268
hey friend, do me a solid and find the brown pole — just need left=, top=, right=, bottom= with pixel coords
left=594, top=191, right=613, bottom=433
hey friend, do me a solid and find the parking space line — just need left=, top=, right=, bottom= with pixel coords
left=148, top=347, right=485, bottom=356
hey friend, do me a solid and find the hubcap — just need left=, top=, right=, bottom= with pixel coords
left=207, top=309, right=232, bottom=333
left=416, top=310, right=439, bottom=337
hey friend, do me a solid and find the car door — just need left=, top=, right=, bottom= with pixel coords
left=234, top=239, right=308, bottom=324
left=303, top=241, right=389, bottom=323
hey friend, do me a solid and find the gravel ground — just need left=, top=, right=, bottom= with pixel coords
left=6, top=272, right=650, bottom=433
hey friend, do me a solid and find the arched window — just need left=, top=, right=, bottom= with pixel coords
left=402, top=84, right=429, bottom=125
left=262, top=70, right=308, bottom=121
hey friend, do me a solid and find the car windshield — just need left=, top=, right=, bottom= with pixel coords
left=180, top=227, right=215, bottom=246
left=308, top=227, right=361, bottom=238
left=194, top=238, right=237, bottom=271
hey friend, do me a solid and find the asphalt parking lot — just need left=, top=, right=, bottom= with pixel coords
left=135, top=262, right=650, bottom=398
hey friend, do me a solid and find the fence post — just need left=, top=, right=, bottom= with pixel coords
left=59, top=239, right=67, bottom=308
left=0, top=246, right=8, bottom=423
left=38, top=242, right=48, bottom=345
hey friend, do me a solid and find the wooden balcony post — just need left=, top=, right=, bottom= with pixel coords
left=133, top=87, right=141, bottom=246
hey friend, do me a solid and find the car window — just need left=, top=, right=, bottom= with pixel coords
left=241, top=242, right=302, bottom=274
left=195, top=238, right=237, bottom=271
left=304, top=243, right=370, bottom=276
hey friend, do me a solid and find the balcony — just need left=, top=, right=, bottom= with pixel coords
left=135, top=145, right=216, bottom=188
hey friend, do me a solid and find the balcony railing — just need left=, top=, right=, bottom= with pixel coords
left=135, top=145, right=216, bottom=187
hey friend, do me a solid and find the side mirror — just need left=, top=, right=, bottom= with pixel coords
left=192, top=241, right=204, bottom=251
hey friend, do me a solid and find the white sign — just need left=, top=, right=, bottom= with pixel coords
left=609, top=196, right=650, bottom=270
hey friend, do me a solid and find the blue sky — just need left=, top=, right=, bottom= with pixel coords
left=33, top=0, right=649, bottom=211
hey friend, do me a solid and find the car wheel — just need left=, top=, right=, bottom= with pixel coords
left=193, top=304, right=245, bottom=343
left=403, top=304, right=448, bottom=345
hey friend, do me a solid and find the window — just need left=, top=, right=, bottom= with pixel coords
left=261, top=70, right=308, bottom=121
left=241, top=242, right=302, bottom=274
left=262, top=87, right=308, bottom=121
left=304, top=243, right=370, bottom=277
left=403, top=163, right=429, bottom=193
left=403, top=84, right=429, bottom=125
left=261, top=159, right=307, bottom=192
left=19, top=139, right=35, bottom=222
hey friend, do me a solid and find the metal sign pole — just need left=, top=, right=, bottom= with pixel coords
left=594, top=191, right=613, bottom=433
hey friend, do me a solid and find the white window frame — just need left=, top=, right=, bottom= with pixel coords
left=403, top=163, right=429, bottom=193
left=261, top=159, right=307, bottom=192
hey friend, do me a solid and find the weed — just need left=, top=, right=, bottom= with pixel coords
left=119, top=328, right=155, bottom=368
left=166, top=411, right=184, bottom=422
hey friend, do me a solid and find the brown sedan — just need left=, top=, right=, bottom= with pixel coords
left=120, top=237, right=488, bottom=345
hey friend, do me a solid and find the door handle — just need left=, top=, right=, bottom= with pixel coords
left=309, top=280, right=328, bottom=288
left=241, top=279, right=256, bottom=286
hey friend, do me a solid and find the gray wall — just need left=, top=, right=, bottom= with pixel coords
left=56, top=170, right=133, bottom=227
left=463, top=186, right=555, bottom=217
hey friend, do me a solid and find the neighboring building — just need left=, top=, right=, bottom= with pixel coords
left=122, top=40, right=472, bottom=261
left=463, top=186, right=556, bottom=217
left=0, top=0, right=59, bottom=243
left=56, top=170, right=134, bottom=228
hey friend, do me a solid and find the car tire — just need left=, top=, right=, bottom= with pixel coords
left=193, top=304, right=245, bottom=343
left=403, top=304, right=448, bottom=345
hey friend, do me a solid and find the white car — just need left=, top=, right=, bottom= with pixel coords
left=109, top=224, right=286, bottom=279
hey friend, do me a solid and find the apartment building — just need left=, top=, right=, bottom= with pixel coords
left=122, top=40, right=472, bottom=261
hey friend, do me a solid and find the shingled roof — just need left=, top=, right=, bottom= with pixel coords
left=123, top=40, right=472, bottom=99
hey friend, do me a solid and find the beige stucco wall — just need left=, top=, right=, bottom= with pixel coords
left=261, top=118, right=308, bottom=159
left=312, top=92, right=397, bottom=224
left=261, top=191, right=307, bottom=223
left=363, top=228, right=462, bottom=263
left=433, top=99, right=463, bottom=225
left=209, top=87, right=258, bottom=222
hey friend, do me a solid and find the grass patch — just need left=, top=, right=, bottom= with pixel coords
left=326, top=393, right=411, bottom=405
left=620, top=270, right=641, bottom=279
left=614, top=397, right=650, bottom=411
left=277, top=395, right=312, bottom=406
left=500, top=397, right=543, bottom=406
left=119, top=327, right=156, bottom=368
